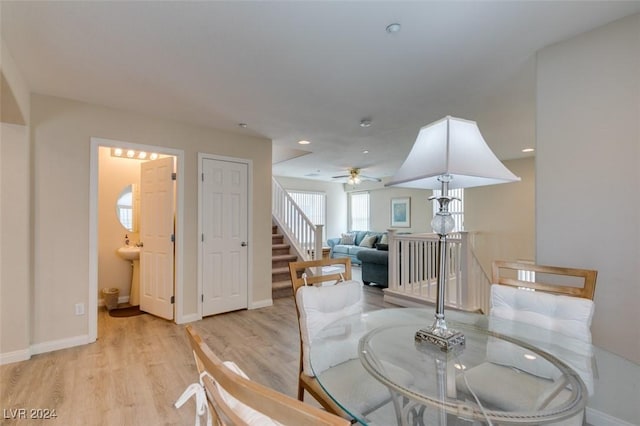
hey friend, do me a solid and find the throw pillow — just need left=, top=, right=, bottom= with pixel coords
left=359, top=234, right=378, bottom=248
left=376, top=243, right=388, bottom=251
left=378, top=233, right=388, bottom=245
left=339, top=232, right=356, bottom=245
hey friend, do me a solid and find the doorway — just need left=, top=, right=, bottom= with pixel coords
left=89, top=138, right=185, bottom=341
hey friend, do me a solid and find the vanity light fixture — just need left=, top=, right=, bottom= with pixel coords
left=111, top=148, right=160, bottom=161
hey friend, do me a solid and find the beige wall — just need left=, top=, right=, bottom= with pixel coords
left=367, top=185, right=432, bottom=234
left=29, top=94, right=272, bottom=346
left=465, top=157, right=535, bottom=276
left=537, top=14, right=640, bottom=364
left=0, top=123, right=31, bottom=360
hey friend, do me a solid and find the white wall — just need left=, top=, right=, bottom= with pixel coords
left=536, top=13, right=640, bottom=364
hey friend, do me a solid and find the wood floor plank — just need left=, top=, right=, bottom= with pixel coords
left=0, top=285, right=391, bottom=425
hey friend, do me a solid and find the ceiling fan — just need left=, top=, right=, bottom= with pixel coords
left=332, top=168, right=381, bottom=185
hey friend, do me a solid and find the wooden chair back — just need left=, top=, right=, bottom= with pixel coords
left=289, top=257, right=352, bottom=295
left=185, top=325, right=350, bottom=426
left=491, top=260, right=597, bottom=300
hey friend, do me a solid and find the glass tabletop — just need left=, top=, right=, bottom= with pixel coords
left=309, top=307, right=640, bottom=425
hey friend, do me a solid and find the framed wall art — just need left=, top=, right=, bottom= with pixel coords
left=391, top=197, right=411, bottom=227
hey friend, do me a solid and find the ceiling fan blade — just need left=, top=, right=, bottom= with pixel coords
left=360, top=175, right=382, bottom=182
left=331, top=174, right=350, bottom=179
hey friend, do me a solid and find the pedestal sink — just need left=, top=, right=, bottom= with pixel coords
left=117, top=246, right=140, bottom=306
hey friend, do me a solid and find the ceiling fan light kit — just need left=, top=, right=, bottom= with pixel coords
left=332, top=168, right=381, bottom=185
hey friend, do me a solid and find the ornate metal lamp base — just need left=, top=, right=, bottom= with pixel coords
left=415, top=326, right=466, bottom=352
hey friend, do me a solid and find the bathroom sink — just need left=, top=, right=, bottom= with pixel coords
left=117, top=246, right=140, bottom=261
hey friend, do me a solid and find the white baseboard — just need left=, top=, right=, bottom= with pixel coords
left=586, top=407, right=635, bottom=426
left=30, top=334, right=93, bottom=356
left=98, top=295, right=130, bottom=307
left=178, top=313, right=200, bottom=324
left=0, top=348, right=31, bottom=365
left=250, top=299, right=273, bottom=309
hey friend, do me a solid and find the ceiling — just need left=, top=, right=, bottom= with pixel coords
left=2, top=1, right=639, bottom=182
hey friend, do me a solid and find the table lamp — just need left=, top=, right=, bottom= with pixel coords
left=387, top=116, right=520, bottom=351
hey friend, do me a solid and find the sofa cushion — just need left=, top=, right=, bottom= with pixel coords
left=331, top=245, right=350, bottom=254
left=339, top=232, right=355, bottom=245
left=376, top=243, right=388, bottom=251
left=359, top=234, right=378, bottom=248
left=378, top=233, right=388, bottom=245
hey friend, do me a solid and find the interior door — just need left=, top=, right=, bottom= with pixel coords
left=140, top=157, right=175, bottom=320
left=202, top=158, right=248, bottom=316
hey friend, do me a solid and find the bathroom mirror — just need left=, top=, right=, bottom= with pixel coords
left=115, top=184, right=139, bottom=232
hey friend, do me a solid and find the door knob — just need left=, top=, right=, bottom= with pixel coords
left=241, top=242, right=247, bottom=247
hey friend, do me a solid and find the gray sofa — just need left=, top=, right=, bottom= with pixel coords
left=357, top=248, right=388, bottom=287
left=326, top=231, right=386, bottom=265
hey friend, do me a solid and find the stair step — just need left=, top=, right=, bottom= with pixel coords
left=272, top=243, right=290, bottom=249
left=272, top=280, right=293, bottom=299
left=272, top=266, right=290, bottom=275
left=272, top=254, right=297, bottom=262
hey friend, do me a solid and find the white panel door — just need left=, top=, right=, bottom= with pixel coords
left=202, top=158, right=248, bottom=316
left=140, top=157, right=175, bottom=320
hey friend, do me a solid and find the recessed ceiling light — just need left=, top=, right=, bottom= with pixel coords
left=360, top=119, right=372, bottom=128
left=298, top=140, right=311, bottom=145
left=522, top=148, right=535, bottom=153
left=363, top=150, right=369, bottom=154
left=386, top=23, right=401, bottom=34
left=238, top=123, right=248, bottom=128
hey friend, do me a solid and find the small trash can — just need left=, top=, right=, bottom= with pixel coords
left=102, top=288, right=119, bottom=311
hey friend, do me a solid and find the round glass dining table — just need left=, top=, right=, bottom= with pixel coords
left=309, top=307, right=639, bottom=425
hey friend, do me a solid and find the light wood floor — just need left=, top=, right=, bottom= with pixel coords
left=0, top=284, right=392, bottom=425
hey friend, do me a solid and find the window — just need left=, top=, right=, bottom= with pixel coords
left=432, top=188, right=464, bottom=232
left=287, top=190, right=326, bottom=239
left=350, top=192, right=370, bottom=231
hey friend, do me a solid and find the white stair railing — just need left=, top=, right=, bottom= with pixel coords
left=385, top=230, right=487, bottom=312
left=272, top=178, right=323, bottom=261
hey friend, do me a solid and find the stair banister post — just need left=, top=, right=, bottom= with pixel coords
left=388, top=229, right=397, bottom=291
left=314, top=225, right=323, bottom=261
left=457, top=232, right=471, bottom=309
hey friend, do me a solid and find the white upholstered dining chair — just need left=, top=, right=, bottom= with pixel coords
left=177, top=325, right=350, bottom=426
left=456, top=261, right=598, bottom=425
left=289, top=257, right=410, bottom=422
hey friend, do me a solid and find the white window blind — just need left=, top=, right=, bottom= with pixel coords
left=432, top=188, right=464, bottom=232
left=350, top=192, right=370, bottom=231
left=287, top=190, right=326, bottom=239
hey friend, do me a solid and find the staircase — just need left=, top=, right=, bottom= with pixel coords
left=272, top=224, right=297, bottom=298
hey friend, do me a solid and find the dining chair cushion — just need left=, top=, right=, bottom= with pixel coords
left=489, top=284, right=595, bottom=395
left=490, top=284, right=595, bottom=343
left=296, top=280, right=362, bottom=376
left=216, top=361, right=283, bottom=426
left=315, top=357, right=414, bottom=418
left=457, top=362, right=583, bottom=426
